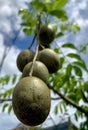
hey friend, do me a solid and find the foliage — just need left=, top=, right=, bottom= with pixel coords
left=0, top=74, right=17, bottom=113
left=0, top=0, right=88, bottom=129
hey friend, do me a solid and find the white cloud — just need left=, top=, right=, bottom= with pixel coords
left=0, top=0, right=31, bottom=35
left=66, top=0, right=88, bottom=26
left=76, top=19, right=88, bottom=27
left=0, top=0, right=31, bottom=76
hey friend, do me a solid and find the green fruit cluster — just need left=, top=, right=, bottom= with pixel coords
left=12, top=24, right=60, bottom=126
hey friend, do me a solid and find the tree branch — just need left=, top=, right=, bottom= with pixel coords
left=0, top=98, right=12, bottom=103
left=49, top=85, right=88, bottom=116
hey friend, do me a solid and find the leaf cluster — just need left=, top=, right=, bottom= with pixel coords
left=18, top=0, right=80, bottom=37
left=0, top=74, right=18, bottom=113
left=49, top=43, right=88, bottom=119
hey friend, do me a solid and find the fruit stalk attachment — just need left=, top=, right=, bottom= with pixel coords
left=29, top=14, right=41, bottom=76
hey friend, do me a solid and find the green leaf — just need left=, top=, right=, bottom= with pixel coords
left=30, top=1, right=47, bottom=11
left=31, top=0, right=68, bottom=15
left=66, top=64, right=72, bottom=77
left=49, top=10, right=67, bottom=20
left=45, top=0, right=68, bottom=12
left=67, top=53, right=82, bottom=61
left=3, top=92, right=7, bottom=98
left=54, top=73, right=68, bottom=89
left=79, top=43, right=88, bottom=54
left=44, top=3, right=54, bottom=12
left=21, top=10, right=29, bottom=20
left=73, top=65, right=82, bottom=77
left=54, top=105, right=58, bottom=115
left=3, top=88, right=13, bottom=99
left=23, top=28, right=32, bottom=35
left=59, top=103, right=63, bottom=113
left=59, top=57, right=65, bottom=69
left=12, top=74, right=17, bottom=84
left=83, top=81, right=88, bottom=91
left=0, top=75, right=10, bottom=85
left=62, top=43, right=77, bottom=50
left=59, top=101, right=66, bottom=113
left=4, top=75, right=10, bottom=84
left=54, top=0, right=68, bottom=9
left=18, top=8, right=29, bottom=15
left=74, top=113, right=78, bottom=121
left=72, top=61, right=88, bottom=72
left=73, top=23, right=80, bottom=33
left=8, top=104, right=12, bottom=114
left=67, top=53, right=86, bottom=65
left=69, top=92, right=76, bottom=98
left=60, top=24, right=68, bottom=31
left=53, top=48, right=59, bottom=54
left=63, top=101, right=66, bottom=111
left=21, top=22, right=31, bottom=27
left=55, top=32, right=64, bottom=38
left=2, top=104, right=8, bottom=112
left=21, top=15, right=36, bottom=27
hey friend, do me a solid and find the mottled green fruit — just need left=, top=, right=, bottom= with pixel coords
left=12, top=76, right=51, bottom=126
left=38, top=48, right=60, bottom=73
left=22, top=61, right=49, bottom=84
left=39, top=24, right=55, bottom=46
left=16, top=49, right=34, bottom=72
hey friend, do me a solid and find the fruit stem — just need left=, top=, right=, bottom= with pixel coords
left=29, top=14, right=41, bottom=76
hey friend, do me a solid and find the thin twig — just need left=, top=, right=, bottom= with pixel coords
left=0, top=46, right=8, bottom=73
left=0, top=27, right=22, bottom=74
left=0, top=98, right=12, bottom=103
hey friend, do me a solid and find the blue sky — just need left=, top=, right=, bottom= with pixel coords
left=0, top=0, right=88, bottom=130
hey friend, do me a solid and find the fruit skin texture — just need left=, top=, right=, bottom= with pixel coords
left=16, top=49, right=34, bottom=72
left=22, top=61, right=49, bottom=84
left=38, top=48, right=59, bottom=73
left=39, top=24, right=55, bottom=47
left=12, top=76, right=51, bottom=126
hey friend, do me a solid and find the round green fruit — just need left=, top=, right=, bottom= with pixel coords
left=22, top=61, right=49, bottom=84
left=38, top=48, right=60, bottom=73
left=39, top=24, right=55, bottom=46
left=16, top=49, right=34, bottom=72
left=12, top=76, right=51, bottom=126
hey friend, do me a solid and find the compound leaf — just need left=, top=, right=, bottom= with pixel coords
left=62, top=43, right=77, bottom=50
